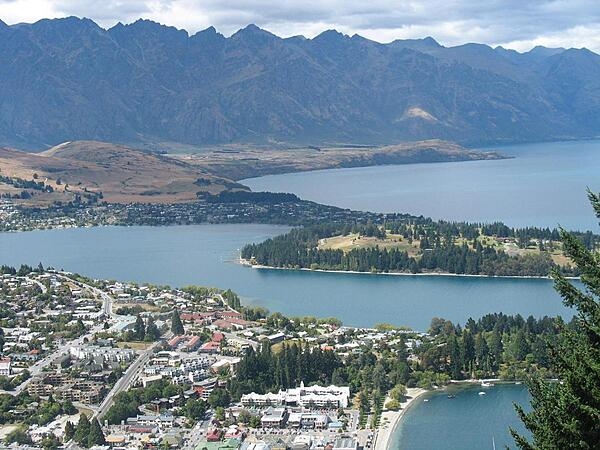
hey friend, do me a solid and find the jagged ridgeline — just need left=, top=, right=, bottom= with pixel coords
left=241, top=220, right=599, bottom=276
left=2, top=18, right=600, bottom=149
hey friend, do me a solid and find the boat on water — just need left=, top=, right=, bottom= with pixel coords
left=447, top=394, right=456, bottom=399
left=481, top=380, right=495, bottom=387
left=478, top=391, right=486, bottom=396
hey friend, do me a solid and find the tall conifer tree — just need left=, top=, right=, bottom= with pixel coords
left=512, top=190, right=600, bottom=449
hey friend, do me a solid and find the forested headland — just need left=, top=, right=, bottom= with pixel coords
left=241, top=220, right=597, bottom=277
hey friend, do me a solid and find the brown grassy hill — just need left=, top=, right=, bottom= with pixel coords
left=177, top=139, right=506, bottom=181
left=0, top=141, right=242, bottom=205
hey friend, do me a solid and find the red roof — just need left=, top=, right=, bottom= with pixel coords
left=181, top=312, right=214, bottom=322
left=207, top=429, right=222, bottom=442
left=213, top=319, right=234, bottom=330
left=167, top=335, right=184, bottom=347
left=212, top=331, right=225, bottom=342
left=219, top=310, right=242, bottom=319
left=201, top=341, right=220, bottom=350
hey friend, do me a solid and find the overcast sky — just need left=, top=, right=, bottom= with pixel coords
left=1, top=0, right=600, bottom=52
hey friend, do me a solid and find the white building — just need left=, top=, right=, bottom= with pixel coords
left=241, top=382, right=350, bottom=409
left=0, top=358, right=11, bottom=376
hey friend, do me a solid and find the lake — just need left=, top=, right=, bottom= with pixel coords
left=0, top=224, right=573, bottom=331
left=392, top=383, right=530, bottom=450
left=243, top=140, right=600, bottom=231
left=1, top=140, right=587, bottom=448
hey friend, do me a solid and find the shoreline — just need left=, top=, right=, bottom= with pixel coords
left=375, top=380, right=525, bottom=450
left=374, top=387, right=428, bottom=450
left=238, top=258, right=580, bottom=281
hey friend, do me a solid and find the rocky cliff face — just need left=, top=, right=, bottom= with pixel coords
left=1, top=17, right=599, bottom=149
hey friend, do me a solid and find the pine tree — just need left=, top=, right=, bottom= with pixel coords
left=512, top=190, right=600, bottom=449
left=171, top=309, right=185, bottom=335
left=63, top=421, right=75, bottom=442
left=73, top=413, right=90, bottom=445
left=87, top=418, right=106, bottom=447
left=134, top=314, right=145, bottom=341
left=145, top=317, right=161, bottom=341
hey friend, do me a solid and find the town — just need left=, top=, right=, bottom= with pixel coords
left=0, top=265, right=432, bottom=450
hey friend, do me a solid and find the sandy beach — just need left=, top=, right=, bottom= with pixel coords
left=374, top=387, right=428, bottom=450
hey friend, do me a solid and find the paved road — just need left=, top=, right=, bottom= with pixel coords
left=55, top=271, right=116, bottom=319
left=95, top=331, right=173, bottom=420
left=11, top=273, right=116, bottom=395
left=25, top=276, right=47, bottom=294
left=12, top=318, right=108, bottom=394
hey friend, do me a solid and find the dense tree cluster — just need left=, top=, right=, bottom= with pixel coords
left=71, top=414, right=105, bottom=448
left=123, top=314, right=161, bottom=342
left=242, top=220, right=590, bottom=276
left=201, top=191, right=301, bottom=204
left=0, top=393, right=75, bottom=425
left=104, top=380, right=184, bottom=424
left=228, top=342, right=342, bottom=399
left=418, top=314, right=563, bottom=381
left=0, top=175, right=54, bottom=193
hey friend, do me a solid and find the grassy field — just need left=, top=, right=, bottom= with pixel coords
left=319, top=231, right=573, bottom=267
left=116, top=341, right=153, bottom=350
left=319, top=233, right=422, bottom=257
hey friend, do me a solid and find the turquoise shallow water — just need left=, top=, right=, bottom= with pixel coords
left=243, top=140, right=600, bottom=231
left=392, top=384, right=531, bottom=450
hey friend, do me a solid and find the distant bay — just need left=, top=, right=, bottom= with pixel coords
left=243, top=140, right=600, bottom=231
left=0, top=225, right=572, bottom=330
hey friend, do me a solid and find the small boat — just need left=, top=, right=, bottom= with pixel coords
left=478, top=391, right=486, bottom=396
left=423, top=399, right=429, bottom=402
left=515, top=381, right=522, bottom=385
left=447, top=394, right=456, bottom=399
left=481, top=380, right=494, bottom=387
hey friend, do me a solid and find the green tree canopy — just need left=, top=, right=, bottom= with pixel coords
left=512, top=190, right=600, bottom=449
left=63, top=420, right=75, bottom=442
left=87, top=418, right=106, bottom=447
left=171, top=309, right=185, bottom=335
left=73, top=413, right=90, bottom=445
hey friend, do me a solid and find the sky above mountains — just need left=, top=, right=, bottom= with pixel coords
left=1, top=0, right=600, bottom=52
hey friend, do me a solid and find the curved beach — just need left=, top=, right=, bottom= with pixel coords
left=374, top=388, right=428, bottom=450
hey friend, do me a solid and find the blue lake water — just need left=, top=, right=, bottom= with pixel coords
left=1, top=140, right=591, bottom=449
left=0, top=224, right=573, bottom=331
left=243, top=140, right=600, bottom=231
left=392, top=384, right=530, bottom=450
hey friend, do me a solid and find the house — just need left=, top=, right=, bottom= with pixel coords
left=0, top=358, right=11, bottom=376
left=200, top=341, right=221, bottom=354
left=184, top=335, right=202, bottom=351
left=300, top=414, right=329, bottom=429
left=266, top=332, right=285, bottom=344
left=261, top=407, right=288, bottom=428
left=206, top=428, right=223, bottom=442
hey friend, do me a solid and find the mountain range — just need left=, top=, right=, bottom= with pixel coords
left=1, top=17, right=600, bottom=149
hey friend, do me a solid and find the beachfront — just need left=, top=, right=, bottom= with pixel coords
left=374, top=388, right=428, bottom=450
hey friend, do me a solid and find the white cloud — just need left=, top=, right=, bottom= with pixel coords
left=1, top=0, right=600, bottom=52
